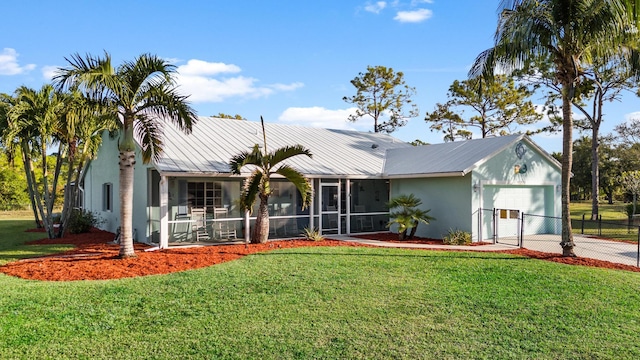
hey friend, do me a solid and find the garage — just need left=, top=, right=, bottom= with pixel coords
left=386, top=134, right=561, bottom=242
left=481, top=184, right=555, bottom=242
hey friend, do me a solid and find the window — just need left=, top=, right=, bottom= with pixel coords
left=102, top=183, right=113, bottom=212
left=187, top=182, right=222, bottom=211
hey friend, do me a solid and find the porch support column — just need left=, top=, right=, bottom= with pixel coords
left=244, top=210, right=250, bottom=244
left=318, top=180, right=323, bottom=235
left=309, top=179, right=315, bottom=230
left=346, top=179, right=351, bottom=235
left=159, top=175, right=169, bottom=249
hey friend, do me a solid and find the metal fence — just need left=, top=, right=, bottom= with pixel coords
left=520, top=213, right=640, bottom=268
left=480, top=208, right=640, bottom=268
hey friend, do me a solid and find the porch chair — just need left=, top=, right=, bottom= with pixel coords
left=216, top=222, right=237, bottom=240
left=190, top=207, right=210, bottom=241
left=354, top=205, right=374, bottom=231
left=173, top=213, right=191, bottom=242
left=356, top=215, right=374, bottom=231
left=269, top=219, right=279, bottom=237
left=213, top=208, right=237, bottom=240
left=283, top=219, right=299, bottom=236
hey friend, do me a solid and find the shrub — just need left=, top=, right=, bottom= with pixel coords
left=301, top=227, right=324, bottom=241
left=67, top=209, right=103, bottom=234
left=443, top=229, right=472, bottom=245
left=387, top=194, right=435, bottom=240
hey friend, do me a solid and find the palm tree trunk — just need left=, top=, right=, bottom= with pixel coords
left=560, top=86, right=576, bottom=257
left=118, top=150, right=136, bottom=258
left=590, top=126, right=600, bottom=221
left=58, top=141, right=77, bottom=237
left=408, top=221, right=418, bottom=239
left=21, top=144, right=41, bottom=228
left=252, top=195, right=270, bottom=244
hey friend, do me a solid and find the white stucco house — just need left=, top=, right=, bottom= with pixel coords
left=81, top=117, right=561, bottom=248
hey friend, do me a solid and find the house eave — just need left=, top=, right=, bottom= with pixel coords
left=384, top=171, right=466, bottom=179
left=158, top=171, right=386, bottom=180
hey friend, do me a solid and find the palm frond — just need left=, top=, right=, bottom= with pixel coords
left=229, top=145, right=263, bottom=174
left=134, top=114, right=164, bottom=163
left=268, top=145, right=312, bottom=169
left=240, top=170, right=263, bottom=213
left=274, top=165, right=313, bottom=209
left=54, top=52, right=121, bottom=99
left=136, top=83, right=197, bottom=134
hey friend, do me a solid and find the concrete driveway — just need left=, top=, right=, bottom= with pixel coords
left=520, top=234, right=640, bottom=267
left=335, top=234, right=639, bottom=268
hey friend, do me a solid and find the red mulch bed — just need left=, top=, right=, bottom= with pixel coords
left=352, top=232, right=491, bottom=246
left=1, top=229, right=638, bottom=281
left=498, top=248, right=640, bottom=273
left=0, top=228, right=370, bottom=281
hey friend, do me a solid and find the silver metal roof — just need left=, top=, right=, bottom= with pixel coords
left=155, top=117, right=412, bottom=177
left=383, top=134, right=536, bottom=177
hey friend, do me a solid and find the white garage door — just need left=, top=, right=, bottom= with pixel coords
left=482, top=185, right=550, bottom=241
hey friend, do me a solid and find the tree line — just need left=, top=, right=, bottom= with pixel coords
left=343, top=1, right=640, bottom=257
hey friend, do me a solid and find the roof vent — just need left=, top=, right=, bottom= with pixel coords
left=371, top=144, right=379, bottom=149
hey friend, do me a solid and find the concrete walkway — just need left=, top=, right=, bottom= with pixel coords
left=328, top=235, right=515, bottom=251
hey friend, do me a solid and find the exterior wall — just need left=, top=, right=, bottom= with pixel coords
left=390, top=139, right=561, bottom=241
left=83, top=131, right=153, bottom=241
left=471, top=139, right=562, bottom=240
left=83, top=132, right=120, bottom=233
left=471, top=139, right=561, bottom=216
left=390, top=175, right=472, bottom=239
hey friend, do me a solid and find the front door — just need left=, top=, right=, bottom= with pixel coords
left=320, top=183, right=340, bottom=235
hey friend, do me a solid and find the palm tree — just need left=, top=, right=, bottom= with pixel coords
left=56, top=90, right=118, bottom=237
left=54, top=53, right=198, bottom=258
left=387, top=194, right=435, bottom=240
left=229, top=117, right=313, bottom=244
left=7, top=85, right=66, bottom=238
left=470, top=0, right=637, bottom=257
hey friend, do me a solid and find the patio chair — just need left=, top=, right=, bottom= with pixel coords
left=354, top=205, right=373, bottom=231
left=191, top=207, right=210, bottom=241
left=283, top=219, right=299, bottom=236
left=215, top=222, right=237, bottom=240
left=356, top=215, right=374, bottom=231
left=173, top=213, right=191, bottom=242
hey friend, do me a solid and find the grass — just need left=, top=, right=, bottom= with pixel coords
left=0, top=219, right=73, bottom=266
left=570, top=201, right=628, bottom=221
left=570, top=202, right=639, bottom=242
left=1, top=219, right=640, bottom=358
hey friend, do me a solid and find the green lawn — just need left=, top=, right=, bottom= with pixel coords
left=570, top=201, right=628, bottom=221
left=1, top=219, right=640, bottom=359
left=0, top=219, right=73, bottom=266
left=570, top=202, right=639, bottom=241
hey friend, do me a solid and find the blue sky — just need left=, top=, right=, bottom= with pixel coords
left=2, top=0, right=640, bottom=153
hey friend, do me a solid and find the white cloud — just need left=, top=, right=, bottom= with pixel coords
left=278, top=106, right=373, bottom=131
left=625, top=111, right=640, bottom=121
left=0, top=48, right=36, bottom=75
left=177, top=59, right=241, bottom=76
left=41, top=65, right=60, bottom=80
left=411, top=0, right=433, bottom=5
left=364, top=1, right=387, bottom=14
left=175, top=59, right=302, bottom=103
left=394, top=8, right=433, bottom=23
left=269, top=82, right=304, bottom=91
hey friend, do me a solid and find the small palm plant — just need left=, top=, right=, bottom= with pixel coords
left=229, top=117, right=313, bottom=243
left=387, top=194, right=435, bottom=240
